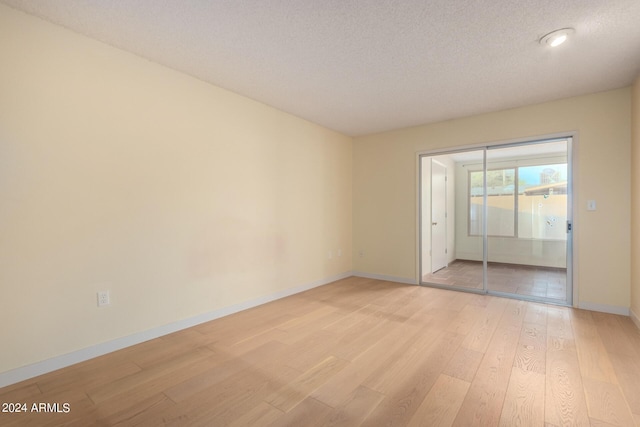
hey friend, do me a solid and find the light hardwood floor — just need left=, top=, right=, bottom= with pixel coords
left=1, top=277, right=639, bottom=426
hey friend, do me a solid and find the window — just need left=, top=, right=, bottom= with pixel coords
left=469, top=163, right=567, bottom=240
left=469, top=169, right=515, bottom=237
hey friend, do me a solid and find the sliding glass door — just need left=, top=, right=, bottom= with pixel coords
left=419, top=137, right=572, bottom=305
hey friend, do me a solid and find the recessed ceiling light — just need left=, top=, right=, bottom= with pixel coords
left=540, top=28, right=575, bottom=47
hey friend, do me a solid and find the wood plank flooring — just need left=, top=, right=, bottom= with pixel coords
left=1, top=276, right=639, bottom=426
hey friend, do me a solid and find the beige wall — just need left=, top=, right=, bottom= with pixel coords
left=631, top=75, right=640, bottom=326
left=0, top=5, right=352, bottom=376
left=354, top=88, right=631, bottom=311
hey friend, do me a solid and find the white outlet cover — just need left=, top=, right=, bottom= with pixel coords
left=587, top=200, right=597, bottom=211
left=97, top=291, right=110, bottom=307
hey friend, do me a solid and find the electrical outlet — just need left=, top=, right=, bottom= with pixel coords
left=359, top=250, right=364, bottom=258
left=97, top=291, right=110, bottom=307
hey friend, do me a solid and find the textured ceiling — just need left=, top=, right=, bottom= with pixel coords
left=2, top=1, right=640, bottom=136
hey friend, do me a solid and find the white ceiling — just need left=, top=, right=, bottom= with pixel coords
left=3, top=0, right=640, bottom=136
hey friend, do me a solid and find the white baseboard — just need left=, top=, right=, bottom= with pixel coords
left=352, top=271, right=417, bottom=285
left=0, top=271, right=353, bottom=389
left=577, top=302, right=630, bottom=316
left=630, top=308, right=640, bottom=330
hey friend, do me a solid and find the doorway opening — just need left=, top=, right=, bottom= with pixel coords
left=419, top=137, right=573, bottom=305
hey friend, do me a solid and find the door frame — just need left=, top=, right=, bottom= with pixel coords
left=417, top=132, right=576, bottom=306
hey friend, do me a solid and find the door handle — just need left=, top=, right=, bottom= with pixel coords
left=432, top=222, right=438, bottom=226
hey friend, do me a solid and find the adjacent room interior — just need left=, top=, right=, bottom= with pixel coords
left=1, top=1, right=640, bottom=425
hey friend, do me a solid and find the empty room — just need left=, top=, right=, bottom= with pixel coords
left=1, top=1, right=640, bottom=426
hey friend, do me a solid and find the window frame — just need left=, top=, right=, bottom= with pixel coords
left=468, top=162, right=567, bottom=240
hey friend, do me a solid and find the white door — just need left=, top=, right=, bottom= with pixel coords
left=431, top=159, right=447, bottom=273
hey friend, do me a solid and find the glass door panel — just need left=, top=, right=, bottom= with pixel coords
left=486, top=140, right=570, bottom=304
left=420, top=149, right=486, bottom=293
